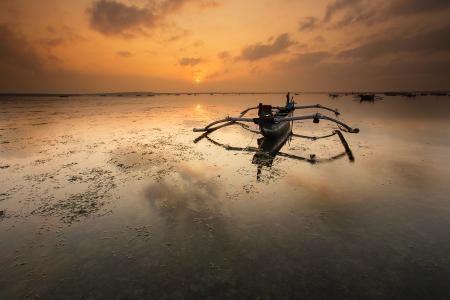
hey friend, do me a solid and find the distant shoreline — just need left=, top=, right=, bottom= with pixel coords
left=0, top=91, right=448, bottom=97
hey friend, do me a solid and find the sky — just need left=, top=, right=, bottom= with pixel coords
left=0, top=0, right=449, bottom=93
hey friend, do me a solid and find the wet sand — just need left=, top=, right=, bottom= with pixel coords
left=1, top=94, right=450, bottom=299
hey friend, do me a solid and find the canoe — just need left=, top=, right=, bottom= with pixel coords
left=257, top=102, right=294, bottom=139
left=252, top=102, right=294, bottom=163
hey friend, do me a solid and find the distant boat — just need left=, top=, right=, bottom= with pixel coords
left=354, top=93, right=383, bottom=103
left=329, top=93, right=340, bottom=99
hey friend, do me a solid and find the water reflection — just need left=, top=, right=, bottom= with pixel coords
left=144, top=164, right=223, bottom=229
left=194, top=116, right=355, bottom=180
left=1, top=94, right=450, bottom=299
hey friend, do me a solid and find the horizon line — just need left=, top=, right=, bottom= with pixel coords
left=0, top=90, right=449, bottom=97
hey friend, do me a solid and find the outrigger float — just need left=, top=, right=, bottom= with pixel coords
left=193, top=93, right=360, bottom=179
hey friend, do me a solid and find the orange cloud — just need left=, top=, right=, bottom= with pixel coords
left=239, top=33, right=295, bottom=61
left=179, top=57, right=204, bottom=66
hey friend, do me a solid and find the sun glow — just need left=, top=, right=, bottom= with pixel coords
left=195, top=78, right=201, bottom=83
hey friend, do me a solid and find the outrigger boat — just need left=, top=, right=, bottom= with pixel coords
left=193, top=93, right=360, bottom=179
left=194, top=93, right=359, bottom=136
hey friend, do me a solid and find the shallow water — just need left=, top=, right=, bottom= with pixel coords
left=0, top=94, right=449, bottom=299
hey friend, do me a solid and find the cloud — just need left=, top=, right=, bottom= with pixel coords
left=217, top=51, right=231, bottom=60
left=158, top=0, right=197, bottom=13
left=199, top=0, right=221, bottom=9
left=288, top=51, right=331, bottom=66
left=144, top=165, right=223, bottom=225
left=40, top=37, right=65, bottom=47
left=179, top=56, right=204, bottom=66
left=168, top=29, right=191, bottom=41
left=50, top=25, right=88, bottom=43
left=38, top=25, right=88, bottom=53
left=324, top=0, right=362, bottom=22
left=205, top=69, right=229, bottom=80
left=389, top=0, right=450, bottom=16
left=87, top=0, right=221, bottom=37
left=272, top=49, right=446, bottom=91
left=36, top=25, right=88, bottom=50
left=0, top=23, right=42, bottom=72
left=323, top=0, right=450, bottom=28
left=239, top=33, right=295, bottom=61
left=117, top=51, right=133, bottom=58
left=299, top=16, right=319, bottom=31
left=337, top=24, right=450, bottom=61
left=272, top=24, right=450, bottom=91
left=88, top=0, right=156, bottom=36
left=323, top=0, right=384, bottom=28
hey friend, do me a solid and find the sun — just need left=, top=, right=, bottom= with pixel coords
left=195, top=78, right=201, bottom=83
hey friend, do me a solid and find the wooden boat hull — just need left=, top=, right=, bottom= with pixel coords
left=259, top=108, right=293, bottom=139
left=253, top=110, right=293, bottom=166
left=260, top=120, right=291, bottom=138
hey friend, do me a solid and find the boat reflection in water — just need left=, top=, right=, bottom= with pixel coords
left=195, top=117, right=357, bottom=180
left=195, top=123, right=354, bottom=180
